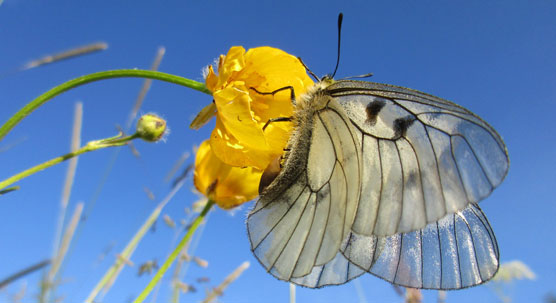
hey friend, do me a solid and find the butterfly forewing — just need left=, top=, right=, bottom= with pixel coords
left=327, top=80, right=509, bottom=234
left=247, top=79, right=508, bottom=290
left=248, top=95, right=362, bottom=282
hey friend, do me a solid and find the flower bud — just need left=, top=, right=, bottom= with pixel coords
left=136, top=113, right=167, bottom=142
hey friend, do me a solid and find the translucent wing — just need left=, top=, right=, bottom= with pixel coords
left=247, top=80, right=508, bottom=289
left=327, top=80, right=508, bottom=289
left=328, top=80, right=509, bottom=236
left=247, top=96, right=363, bottom=284
left=341, top=203, right=499, bottom=289
left=290, top=251, right=365, bottom=288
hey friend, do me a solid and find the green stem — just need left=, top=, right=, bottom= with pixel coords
left=0, top=133, right=138, bottom=191
left=0, top=69, right=211, bottom=142
left=0, top=186, right=19, bottom=195
left=134, top=200, right=215, bottom=303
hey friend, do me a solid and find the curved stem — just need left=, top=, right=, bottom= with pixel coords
left=0, top=69, right=211, bottom=141
left=0, top=133, right=139, bottom=191
left=134, top=200, right=215, bottom=303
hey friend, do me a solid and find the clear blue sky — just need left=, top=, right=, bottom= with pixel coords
left=1, top=1, right=555, bottom=302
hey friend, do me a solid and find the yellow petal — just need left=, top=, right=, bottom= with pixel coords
left=218, top=46, right=246, bottom=84
left=210, top=118, right=271, bottom=169
left=244, top=47, right=315, bottom=95
left=194, top=140, right=262, bottom=209
left=205, top=65, right=219, bottom=92
left=203, top=46, right=315, bottom=171
left=263, top=121, right=293, bottom=157
left=190, top=102, right=216, bottom=130
left=213, top=85, right=267, bottom=149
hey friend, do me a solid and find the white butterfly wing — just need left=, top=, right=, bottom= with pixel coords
left=247, top=97, right=362, bottom=283
left=328, top=80, right=508, bottom=237
left=247, top=80, right=508, bottom=289
left=342, top=203, right=498, bottom=289
left=290, top=251, right=365, bottom=288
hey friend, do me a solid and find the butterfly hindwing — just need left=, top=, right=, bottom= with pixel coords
left=341, top=203, right=499, bottom=289
left=290, top=251, right=365, bottom=288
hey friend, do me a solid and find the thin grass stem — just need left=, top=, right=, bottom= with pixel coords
left=125, top=47, right=166, bottom=131
left=202, top=261, right=250, bottom=303
left=0, top=133, right=139, bottom=191
left=23, top=42, right=108, bottom=70
left=51, top=102, right=82, bottom=267
left=133, top=200, right=215, bottom=303
left=0, top=259, right=50, bottom=289
left=84, top=175, right=190, bottom=303
left=40, top=102, right=83, bottom=302
left=41, top=203, right=84, bottom=302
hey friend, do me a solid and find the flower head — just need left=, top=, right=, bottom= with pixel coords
left=193, top=46, right=314, bottom=209
left=136, top=113, right=167, bottom=142
left=205, top=46, right=314, bottom=170
left=193, top=140, right=262, bottom=209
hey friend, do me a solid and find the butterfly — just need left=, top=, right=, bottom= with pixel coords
left=247, top=78, right=509, bottom=290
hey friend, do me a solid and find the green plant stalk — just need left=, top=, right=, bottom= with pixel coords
left=0, top=133, right=139, bottom=191
left=84, top=176, right=189, bottom=303
left=134, top=200, right=215, bottom=303
left=0, top=69, right=211, bottom=142
left=0, top=186, right=19, bottom=195
left=171, top=205, right=211, bottom=303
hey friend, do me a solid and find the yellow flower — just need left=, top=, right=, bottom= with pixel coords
left=193, top=46, right=314, bottom=208
left=193, top=140, right=262, bottom=209
left=205, top=46, right=314, bottom=170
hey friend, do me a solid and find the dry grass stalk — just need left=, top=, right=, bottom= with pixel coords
left=163, top=214, right=176, bottom=228
left=85, top=176, right=187, bottom=302
left=79, top=45, right=165, bottom=236
left=143, top=186, right=155, bottom=201
left=202, top=261, right=250, bottom=303
left=164, top=151, right=190, bottom=182
left=0, top=259, right=50, bottom=289
left=12, top=280, right=27, bottom=303
left=52, top=102, right=82, bottom=251
left=23, top=42, right=108, bottom=70
left=125, top=46, right=166, bottom=130
left=405, top=288, right=422, bottom=303
left=193, top=256, right=208, bottom=268
left=138, top=260, right=158, bottom=276
left=116, top=255, right=134, bottom=267
left=437, top=290, right=446, bottom=303
left=40, top=103, right=83, bottom=302
left=174, top=281, right=196, bottom=293
left=42, top=203, right=84, bottom=302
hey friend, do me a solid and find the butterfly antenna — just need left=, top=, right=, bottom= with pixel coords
left=331, top=13, right=343, bottom=79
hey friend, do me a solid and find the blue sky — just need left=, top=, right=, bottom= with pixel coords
left=1, top=1, right=555, bottom=302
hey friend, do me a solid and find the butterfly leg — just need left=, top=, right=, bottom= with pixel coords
left=249, top=86, right=296, bottom=131
left=262, top=117, right=292, bottom=131
left=249, top=86, right=296, bottom=105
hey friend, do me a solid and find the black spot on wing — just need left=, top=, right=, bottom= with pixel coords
left=406, top=170, right=419, bottom=188
left=393, top=116, right=416, bottom=139
left=316, top=187, right=329, bottom=202
left=365, top=100, right=386, bottom=125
